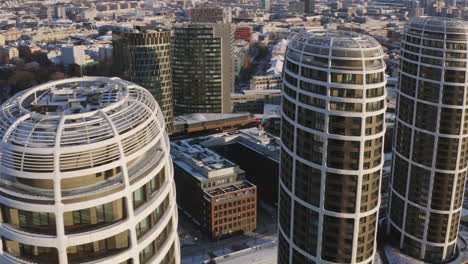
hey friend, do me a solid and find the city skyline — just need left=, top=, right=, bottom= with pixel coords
left=0, top=1, right=467, bottom=264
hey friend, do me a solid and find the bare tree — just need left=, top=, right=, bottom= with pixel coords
left=8, top=71, right=38, bottom=95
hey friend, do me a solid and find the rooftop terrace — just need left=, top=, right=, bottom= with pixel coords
left=27, top=82, right=122, bottom=115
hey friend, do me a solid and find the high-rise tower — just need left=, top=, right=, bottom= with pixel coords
left=0, top=77, right=180, bottom=264
left=278, top=31, right=387, bottom=264
left=302, top=0, right=315, bottom=13
left=387, top=17, right=468, bottom=262
left=262, top=0, right=271, bottom=12
left=173, top=24, right=234, bottom=114
left=188, top=3, right=232, bottom=23
left=113, top=26, right=174, bottom=133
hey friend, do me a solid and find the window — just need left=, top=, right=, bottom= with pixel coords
left=296, top=128, right=324, bottom=165
left=67, top=230, right=130, bottom=263
left=366, top=100, right=384, bottom=112
left=298, top=107, right=325, bottom=131
left=13, top=210, right=56, bottom=235
left=322, top=216, right=355, bottom=262
left=330, top=88, right=362, bottom=98
left=293, top=203, right=319, bottom=256
left=136, top=217, right=151, bottom=238
left=445, top=70, right=466, bottom=83
left=3, top=238, right=58, bottom=263
left=302, top=67, right=327, bottom=82
left=286, top=61, right=299, bottom=74
left=331, top=59, right=363, bottom=69
left=300, top=81, right=326, bottom=95
left=330, top=101, right=362, bottom=112
left=64, top=199, right=126, bottom=234
left=96, top=203, right=114, bottom=223
left=295, top=160, right=321, bottom=207
left=366, top=72, right=384, bottom=84
left=73, top=209, right=91, bottom=225
left=325, top=173, right=358, bottom=213
left=331, top=73, right=363, bottom=84
left=366, top=87, right=384, bottom=98
left=133, top=186, right=146, bottom=209
left=420, top=65, right=441, bottom=81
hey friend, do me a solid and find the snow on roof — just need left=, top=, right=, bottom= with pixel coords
left=175, top=113, right=251, bottom=125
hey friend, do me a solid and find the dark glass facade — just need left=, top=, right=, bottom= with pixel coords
left=278, top=31, right=386, bottom=264
left=387, top=17, right=468, bottom=262
left=113, top=27, right=174, bottom=133
left=173, top=24, right=234, bottom=114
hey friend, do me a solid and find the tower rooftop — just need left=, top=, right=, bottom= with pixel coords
left=290, top=30, right=382, bottom=50
left=408, top=16, right=468, bottom=34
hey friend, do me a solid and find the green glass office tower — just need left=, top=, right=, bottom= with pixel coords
left=173, top=24, right=234, bottom=114
left=113, top=26, right=174, bottom=133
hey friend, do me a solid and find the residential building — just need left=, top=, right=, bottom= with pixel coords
left=249, top=75, right=282, bottom=90
left=289, top=1, right=305, bottom=14
left=0, top=77, right=180, bottom=264
left=173, top=24, right=234, bottom=114
left=55, top=5, right=66, bottom=19
left=27, top=28, right=98, bottom=43
left=233, top=40, right=249, bottom=82
left=302, top=0, right=315, bottom=13
left=278, top=31, right=387, bottom=264
left=231, top=89, right=281, bottom=114
left=113, top=26, right=174, bottom=133
left=387, top=17, right=468, bottom=262
left=39, top=6, right=54, bottom=19
left=234, top=26, right=253, bottom=43
left=61, top=45, right=85, bottom=66
left=262, top=0, right=271, bottom=12
left=188, top=3, right=231, bottom=23
left=0, top=30, right=23, bottom=42
left=98, top=46, right=113, bottom=62
left=171, top=141, right=257, bottom=239
left=0, top=47, right=19, bottom=64
left=205, top=128, right=281, bottom=206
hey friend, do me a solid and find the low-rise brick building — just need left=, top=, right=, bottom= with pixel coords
left=171, top=141, right=257, bottom=240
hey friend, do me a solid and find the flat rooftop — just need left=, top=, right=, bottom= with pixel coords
left=174, top=113, right=252, bottom=126
left=205, top=181, right=255, bottom=199
left=199, top=128, right=280, bottom=163
left=171, top=141, right=243, bottom=181
left=206, top=242, right=277, bottom=264
left=171, top=128, right=279, bottom=182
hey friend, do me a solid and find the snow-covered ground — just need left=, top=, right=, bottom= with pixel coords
left=384, top=231, right=467, bottom=264
left=204, top=241, right=277, bottom=264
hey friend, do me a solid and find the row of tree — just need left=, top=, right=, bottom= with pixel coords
left=0, top=58, right=114, bottom=102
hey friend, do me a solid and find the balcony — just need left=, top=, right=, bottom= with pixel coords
left=0, top=179, right=54, bottom=203
left=68, top=248, right=128, bottom=264
left=129, top=144, right=165, bottom=185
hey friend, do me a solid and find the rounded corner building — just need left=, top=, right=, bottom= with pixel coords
left=279, top=31, right=387, bottom=264
left=388, top=16, right=468, bottom=262
left=0, top=77, right=180, bottom=264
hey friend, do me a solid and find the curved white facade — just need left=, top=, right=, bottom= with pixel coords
left=278, top=31, right=387, bottom=264
left=0, top=77, right=180, bottom=264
